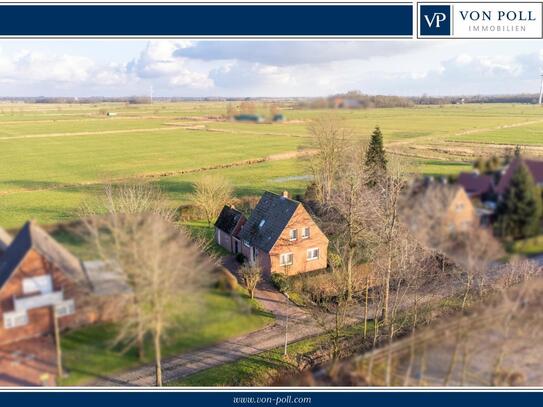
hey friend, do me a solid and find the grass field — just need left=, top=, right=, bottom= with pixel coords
left=1, top=102, right=543, bottom=229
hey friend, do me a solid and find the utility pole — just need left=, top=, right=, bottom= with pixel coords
left=283, top=292, right=289, bottom=357
left=539, top=74, right=543, bottom=105
left=52, top=307, right=63, bottom=380
left=283, top=264, right=290, bottom=358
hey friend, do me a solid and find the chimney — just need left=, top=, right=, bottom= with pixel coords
left=282, top=190, right=289, bottom=198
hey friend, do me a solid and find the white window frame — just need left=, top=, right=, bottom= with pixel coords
left=289, top=229, right=297, bottom=241
left=280, top=253, right=294, bottom=266
left=3, top=310, right=28, bottom=329
left=243, top=240, right=250, bottom=248
left=55, top=299, right=75, bottom=317
left=22, top=275, right=53, bottom=295
left=307, top=247, right=320, bottom=261
left=301, top=227, right=310, bottom=239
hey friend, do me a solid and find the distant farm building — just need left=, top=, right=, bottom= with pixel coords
left=233, top=114, right=264, bottom=123
left=272, top=113, right=285, bottom=122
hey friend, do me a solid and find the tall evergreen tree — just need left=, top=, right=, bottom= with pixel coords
left=495, top=162, right=542, bottom=240
left=365, top=125, right=387, bottom=184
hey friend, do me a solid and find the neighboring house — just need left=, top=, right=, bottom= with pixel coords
left=214, top=205, right=247, bottom=255
left=0, top=220, right=126, bottom=347
left=405, top=182, right=477, bottom=233
left=0, top=220, right=88, bottom=346
left=238, top=191, right=328, bottom=276
left=495, top=158, right=543, bottom=196
left=457, top=172, right=495, bottom=199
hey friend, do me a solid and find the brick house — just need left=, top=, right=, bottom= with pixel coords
left=406, top=183, right=477, bottom=233
left=0, top=220, right=129, bottom=348
left=214, top=205, right=247, bottom=255
left=236, top=191, right=328, bottom=276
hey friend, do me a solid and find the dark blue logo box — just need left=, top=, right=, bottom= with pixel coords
left=420, top=4, right=451, bottom=36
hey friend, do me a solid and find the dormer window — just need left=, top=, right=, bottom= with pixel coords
left=289, top=229, right=297, bottom=241
left=301, top=227, right=310, bottom=239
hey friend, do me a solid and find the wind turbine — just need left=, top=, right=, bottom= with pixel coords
left=539, top=72, right=543, bottom=105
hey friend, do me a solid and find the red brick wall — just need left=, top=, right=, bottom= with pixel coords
left=0, top=250, right=104, bottom=346
left=269, top=205, right=328, bottom=275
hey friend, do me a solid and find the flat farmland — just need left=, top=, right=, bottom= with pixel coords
left=1, top=102, right=543, bottom=229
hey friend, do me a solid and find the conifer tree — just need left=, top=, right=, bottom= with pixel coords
left=496, top=162, right=542, bottom=240
left=365, top=125, right=387, bottom=184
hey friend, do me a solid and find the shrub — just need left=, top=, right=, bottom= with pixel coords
left=235, top=253, right=245, bottom=264
left=215, top=266, right=238, bottom=291
left=271, top=272, right=290, bottom=293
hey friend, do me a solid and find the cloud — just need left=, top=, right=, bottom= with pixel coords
left=126, top=41, right=212, bottom=89
left=174, top=41, right=424, bottom=66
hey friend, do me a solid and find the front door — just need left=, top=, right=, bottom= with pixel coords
left=234, top=240, right=239, bottom=254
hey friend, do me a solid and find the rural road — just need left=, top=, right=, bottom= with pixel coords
left=91, top=258, right=321, bottom=386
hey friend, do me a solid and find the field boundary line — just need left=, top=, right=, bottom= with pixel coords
left=0, top=150, right=317, bottom=197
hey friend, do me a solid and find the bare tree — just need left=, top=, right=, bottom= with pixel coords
left=190, top=175, right=233, bottom=226
left=308, top=116, right=350, bottom=204
left=299, top=268, right=356, bottom=361
left=240, top=263, right=261, bottom=300
left=83, top=184, right=212, bottom=386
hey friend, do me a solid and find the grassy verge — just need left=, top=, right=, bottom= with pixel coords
left=170, top=321, right=375, bottom=387
left=510, top=234, right=543, bottom=256
left=59, top=289, right=273, bottom=386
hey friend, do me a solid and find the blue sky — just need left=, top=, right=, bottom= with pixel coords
left=0, top=40, right=541, bottom=97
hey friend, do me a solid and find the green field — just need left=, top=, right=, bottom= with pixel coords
left=1, top=102, right=543, bottom=229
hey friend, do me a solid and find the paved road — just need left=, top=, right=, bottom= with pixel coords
left=92, top=258, right=319, bottom=386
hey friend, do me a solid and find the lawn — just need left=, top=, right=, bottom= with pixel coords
left=510, top=235, right=543, bottom=256
left=59, top=289, right=273, bottom=386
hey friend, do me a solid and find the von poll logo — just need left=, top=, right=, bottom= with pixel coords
left=420, top=4, right=451, bottom=36
left=419, top=2, right=543, bottom=39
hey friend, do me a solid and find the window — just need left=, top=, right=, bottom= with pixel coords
left=22, top=275, right=53, bottom=295
left=301, top=227, right=310, bottom=239
left=55, top=299, right=75, bottom=317
left=243, top=240, right=250, bottom=248
left=259, top=219, right=266, bottom=228
left=280, top=253, right=294, bottom=266
left=455, top=203, right=465, bottom=212
left=3, top=311, right=28, bottom=329
left=289, top=229, right=297, bottom=241
left=307, top=248, right=320, bottom=261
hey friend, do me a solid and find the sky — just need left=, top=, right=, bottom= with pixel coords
left=0, top=39, right=542, bottom=97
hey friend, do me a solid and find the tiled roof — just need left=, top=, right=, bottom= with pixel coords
left=239, top=191, right=299, bottom=253
left=0, top=221, right=87, bottom=291
left=457, top=172, right=494, bottom=197
left=214, top=205, right=243, bottom=235
left=496, top=158, right=543, bottom=195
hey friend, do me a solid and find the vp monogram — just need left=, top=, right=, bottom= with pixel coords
left=424, top=12, right=447, bottom=28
